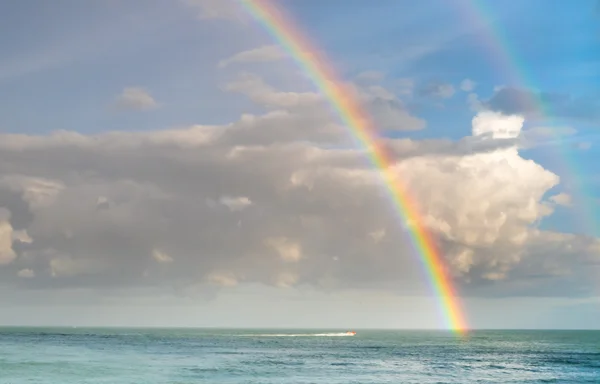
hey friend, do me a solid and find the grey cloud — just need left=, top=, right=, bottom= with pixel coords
left=354, top=84, right=426, bottom=131
left=485, top=87, right=600, bottom=124
left=0, top=97, right=598, bottom=298
left=225, top=73, right=426, bottom=132
left=224, top=73, right=323, bottom=110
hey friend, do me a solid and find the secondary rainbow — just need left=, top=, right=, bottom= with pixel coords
left=237, top=0, right=468, bottom=333
left=458, top=0, right=598, bottom=235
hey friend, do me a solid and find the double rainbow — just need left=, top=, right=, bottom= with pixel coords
left=238, top=0, right=468, bottom=332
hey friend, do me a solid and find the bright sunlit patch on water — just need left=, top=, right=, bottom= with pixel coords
left=240, top=332, right=356, bottom=337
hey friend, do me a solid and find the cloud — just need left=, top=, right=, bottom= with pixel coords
left=0, top=86, right=599, bottom=298
left=418, top=81, right=456, bottom=99
left=549, top=193, right=572, bottom=207
left=152, top=249, right=174, bottom=264
left=353, top=84, right=426, bottom=131
left=114, top=87, right=158, bottom=111
left=224, top=73, right=323, bottom=110
left=472, top=111, right=524, bottom=139
left=17, top=269, right=35, bottom=278
left=219, top=196, right=253, bottom=211
left=265, top=237, right=302, bottom=263
left=0, top=208, right=17, bottom=265
left=218, top=45, right=286, bottom=68
left=484, top=87, right=600, bottom=123
left=225, top=73, right=425, bottom=132
left=460, top=79, right=477, bottom=92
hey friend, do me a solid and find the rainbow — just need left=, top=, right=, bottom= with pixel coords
left=237, top=0, right=468, bottom=333
left=460, top=0, right=598, bottom=235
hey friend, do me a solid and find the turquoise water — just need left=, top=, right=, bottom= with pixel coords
left=1, top=328, right=599, bottom=383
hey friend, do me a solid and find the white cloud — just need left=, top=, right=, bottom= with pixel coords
left=114, top=87, right=158, bottom=111
left=460, top=79, right=477, bottom=92
left=549, top=193, right=572, bottom=207
left=219, top=45, right=286, bottom=68
left=472, top=111, right=524, bottom=139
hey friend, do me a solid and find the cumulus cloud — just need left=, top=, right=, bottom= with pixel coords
left=219, top=45, right=286, bottom=68
left=0, top=85, right=598, bottom=298
left=114, top=87, right=158, bottom=111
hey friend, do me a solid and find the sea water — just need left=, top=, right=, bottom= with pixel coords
left=1, top=328, right=599, bottom=383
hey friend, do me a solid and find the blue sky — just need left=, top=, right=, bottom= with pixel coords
left=0, top=0, right=600, bottom=329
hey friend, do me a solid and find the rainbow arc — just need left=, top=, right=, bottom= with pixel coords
left=238, top=0, right=468, bottom=333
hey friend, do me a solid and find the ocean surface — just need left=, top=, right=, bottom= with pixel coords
left=1, top=328, right=599, bottom=383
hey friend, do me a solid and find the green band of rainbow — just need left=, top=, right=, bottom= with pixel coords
left=238, top=0, right=468, bottom=333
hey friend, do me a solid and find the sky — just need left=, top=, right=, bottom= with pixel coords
left=1, top=0, right=600, bottom=329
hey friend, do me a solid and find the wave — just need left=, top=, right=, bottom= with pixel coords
left=240, top=333, right=355, bottom=337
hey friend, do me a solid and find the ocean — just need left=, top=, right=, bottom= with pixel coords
left=0, top=328, right=599, bottom=383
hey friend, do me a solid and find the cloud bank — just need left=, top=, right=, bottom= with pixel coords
left=1, top=72, right=599, bottom=299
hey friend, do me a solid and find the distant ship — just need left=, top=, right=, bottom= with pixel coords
left=345, top=331, right=356, bottom=336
